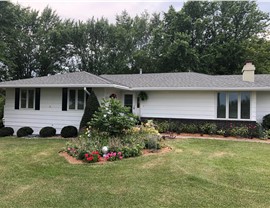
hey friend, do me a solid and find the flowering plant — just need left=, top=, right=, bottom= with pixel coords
left=84, top=151, right=101, bottom=163
left=104, top=152, right=123, bottom=161
left=67, top=147, right=78, bottom=157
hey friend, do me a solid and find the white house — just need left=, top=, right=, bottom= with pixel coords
left=1, top=62, right=270, bottom=134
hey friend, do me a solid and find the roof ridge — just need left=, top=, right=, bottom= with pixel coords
left=81, top=71, right=114, bottom=84
left=101, top=72, right=211, bottom=76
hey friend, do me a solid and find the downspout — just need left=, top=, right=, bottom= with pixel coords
left=84, top=87, right=91, bottom=96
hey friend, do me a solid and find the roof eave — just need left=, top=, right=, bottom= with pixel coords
left=0, top=84, right=131, bottom=90
left=131, top=87, right=270, bottom=91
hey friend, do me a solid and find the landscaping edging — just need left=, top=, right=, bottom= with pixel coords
left=59, top=146, right=172, bottom=165
left=162, top=133, right=270, bottom=144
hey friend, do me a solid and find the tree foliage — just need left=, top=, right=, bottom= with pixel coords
left=0, top=1, right=270, bottom=80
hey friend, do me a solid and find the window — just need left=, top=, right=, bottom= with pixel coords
left=241, top=92, right=250, bottom=119
left=21, top=89, right=34, bottom=109
left=124, top=94, right=133, bottom=112
left=229, top=92, right=238, bottom=119
left=217, top=92, right=226, bottom=118
left=217, top=92, right=250, bottom=120
left=69, top=89, right=85, bottom=110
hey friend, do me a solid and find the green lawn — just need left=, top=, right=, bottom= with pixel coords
left=0, top=137, right=270, bottom=208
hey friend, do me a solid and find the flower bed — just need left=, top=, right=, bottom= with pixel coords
left=62, top=99, right=164, bottom=164
left=60, top=146, right=172, bottom=165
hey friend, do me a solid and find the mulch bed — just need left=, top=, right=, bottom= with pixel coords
left=59, top=146, right=172, bottom=165
left=162, top=133, right=270, bottom=144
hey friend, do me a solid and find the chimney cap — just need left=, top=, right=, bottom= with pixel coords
left=245, top=60, right=253, bottom=64
left=242, top=61, right=255, bottom=72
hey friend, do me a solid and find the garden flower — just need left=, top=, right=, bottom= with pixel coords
left=85, top=153, right=89, bottom=158
left=118, top=152, right=122, bottom=155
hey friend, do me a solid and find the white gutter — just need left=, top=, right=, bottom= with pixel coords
left=1, top=84, right=270, bottom=91
left=0, top=84, right=131, bottom=90
left=130, top=87, right=270, bottom=91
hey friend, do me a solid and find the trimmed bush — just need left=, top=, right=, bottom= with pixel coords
left=262, top=114, right=270, bottom=130
left=17, top=127, right=34, bottom=137
left=0, top=127, right=14, bottom=137
left=61, top=126, right=78, bottom=138
left=79, top=90, right=100, bottom=130
left=39, top=127, right=56, bottom=137
left=0, top=96, right=4, bottom=128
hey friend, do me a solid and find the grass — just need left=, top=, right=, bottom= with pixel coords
left=0, top=137, right=270, bottom=208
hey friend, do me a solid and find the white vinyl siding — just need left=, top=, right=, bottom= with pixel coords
left=140, top=91, right=216, bottom=119
left=4, top=88, right=84, bottom=134
left=256, top=91, right=270, bottom=123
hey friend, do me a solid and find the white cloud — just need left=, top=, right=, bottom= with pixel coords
left=11, top=0, right=183, bottom=22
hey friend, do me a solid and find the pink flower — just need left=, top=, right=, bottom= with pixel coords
left=85, top=153, right=89, bottom=158
left=113, top=152, right=116, bottom=157
left=67, top=147, right=71, bottom=151
left=119, top=156, right=123, bottom=160
left=118, top=152, right=122, bottom=155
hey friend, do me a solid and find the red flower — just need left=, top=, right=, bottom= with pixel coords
left=87, top=157, right=93, bottom=161
left=85, top=153, right=89, bottom=158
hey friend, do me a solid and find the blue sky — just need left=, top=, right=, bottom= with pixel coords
left=10, top=0, right=270, bottom=23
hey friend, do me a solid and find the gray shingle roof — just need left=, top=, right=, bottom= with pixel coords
left=0, top=71, right=114, bottom=88
left=101, top=72, right=270, bottom=90
left=1, top=71, right=270, bottom=90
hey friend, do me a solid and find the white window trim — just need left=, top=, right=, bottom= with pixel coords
left=217, top=91, right=251, bottom=120
left=68, top=89, right=85, bottom=110
left=20, top=89, right=35, bottom=109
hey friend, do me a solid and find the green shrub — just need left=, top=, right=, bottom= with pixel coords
left=262, top=114, right=270, bottom=130
left=0, top=96, right=4, bottom=128
left=263, top=129, right=270, bottom=139
left=144, top=135, right=161, bottom=149
left=155, top=120, right=180, bottom=133
left=180, top=123, right=198, bottom=133
left=79, top=90, right=100, bottom=130
left=230, top=126, right=249, bottom=138
left=120, top=144, right=143, bottom=158
left=90, top=98, right=138, bottom=136
left=17, top=127, right=34, bottom=137
left=200, top=123, right=217, bottom=135
left=217, top=129, right=225, bottom=136
left=155, top=121, right=170, bottom=133
left=39, top=127, right=56, bottom=137
left=0, top=127, right=14, bottom=137
left=60, top=126, right=78, bottom=138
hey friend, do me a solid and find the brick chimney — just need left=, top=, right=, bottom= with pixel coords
left=242, top=60, right=255, bottom=82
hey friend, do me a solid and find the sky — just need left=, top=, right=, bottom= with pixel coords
left=9, top=0, right=270, bottom=23
left=10, top=0, right=183, bottom=23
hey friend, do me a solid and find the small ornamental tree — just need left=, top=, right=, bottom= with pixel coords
left=79, top=90, right=100, bottom=130
left=262, top=114, right=270, bottom=130
left=90, top=98, right=138, bottom=136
